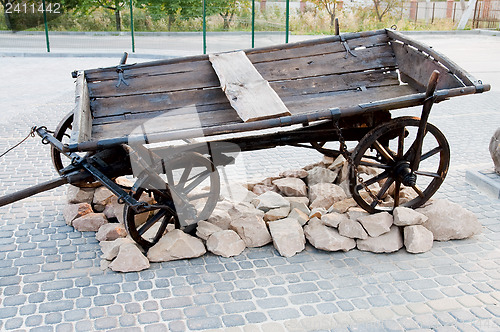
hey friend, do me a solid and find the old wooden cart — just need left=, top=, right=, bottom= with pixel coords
left=0, top=28, right=490, bottom=249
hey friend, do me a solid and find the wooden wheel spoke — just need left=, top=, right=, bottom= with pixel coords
left=177, top=164, right=193, bottom=189
left=420, top=147, right=442, bottom=162
left=373, top=140, right=395, bottom=163
left=359, top=160, right=391, bottom=169
left=411, top=185, right=425, bottom=198
left=362, top=170, right=390, bottom=187
left=394, top=180, right=401, bottom=207
left=414, top=170, right=442, bottom=179
left=398, top=127, right=405, bottom=158
left=183, top=170, right=211, bottom=195
left=370, top=176, right=394, bottom=209
left=138, top=209, right=167, bottom=236
left=188, top=192, right=211, bottom=201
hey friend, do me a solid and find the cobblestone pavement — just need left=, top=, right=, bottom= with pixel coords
left=0, top=34, right=499, bottom=331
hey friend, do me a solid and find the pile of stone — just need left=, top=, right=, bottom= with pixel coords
left=63, top=156, right=482, bottom=273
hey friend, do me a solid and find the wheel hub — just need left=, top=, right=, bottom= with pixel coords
left=394, top=161, right=417, bottom=187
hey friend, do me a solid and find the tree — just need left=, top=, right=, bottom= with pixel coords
left=138, top=0, right=204, bottom=31
left=310, top=0, right=337, bottom=28
left=210, top=0, right=246, bottom=30
left=0, top=0, right=16, bottom=30
left=63, top=0, right=127, bottom=31
left=372, top=0, right=398, bottom=22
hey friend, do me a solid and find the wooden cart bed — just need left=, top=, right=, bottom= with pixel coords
left=73, top=29, right=479, bottom=144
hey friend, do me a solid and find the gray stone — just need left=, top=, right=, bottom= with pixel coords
left=393, top=206, right=428, bottom=226
left=207, top=208, right=232, bottom=230
left=230, top=214, right=272, bottom=248
left=206, top=230, right=246, bottom=258
left=309, top=183, right=347, bottom=210
left=93, top=186, right=115, bottom=206
left=404, top=225, right=434, bottom=254
left=272, top=177, right=307, bottom=197
left=328, top=155, right=346, bottom=171
left=285, top=197, right=310, bottom=214
left=268, top=218, right=305, bottom=257
left=307, top=166, right=338, bottom=186
left=109, top=243, right=150, bottom=272
left=357, top=226, right=403, bottom=253
left=490, top=127, right=500, bottom=174
left=417, top=199, right=482, bottom=241
left=251, top=191, right=290, bottom=212
left=304, top=218, right=355, bottom=252
left=338, top=218, right=369, bottom=240
left=288, top=208, right=309, bottom=226
left=320, top=212, right=349, bottom=228
left=96, top=223, right=127, bottom=242
left=252, top=184, right=278, bottom=195
left=100, top=238, right=137, bottom=261
left=63, top=203, right=93, bottom=226
left=66, top=185, right=94, bottom=204
left=196, top=220, right=223, bottom=241
left=346, top=207, right=370, bottom=221
left=357, top=212, right=393, bottom=237
left=72, top=213, right=108, bottom=232
left=328, top=197, right=358, bottom=214
left=279, top=169, right=308, bottom=178
left=309, top=207, right=327, bottom=219
left=264, top=207, right=290, bottom=222
left=147, top=229, right=206, bottom=262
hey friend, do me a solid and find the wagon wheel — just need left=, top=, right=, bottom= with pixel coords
left=124, top=152, right=220, bottom=249
left=349, top=116, right=450, bottom=213
left=51, top=112, right=101, bottom=188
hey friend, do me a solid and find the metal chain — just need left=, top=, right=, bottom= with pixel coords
left=334, top=121, right=382, bottom=204
left=0, top=127, right=37, bottom=159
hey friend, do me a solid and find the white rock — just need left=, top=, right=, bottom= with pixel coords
left=96, top=223, right=127, bottom=242
left=357, top=212, right=393, bottom=237
left=252, top=184, right=278, bottom=195
left=399, top=187, right=419, bottom=204
left=490, top=127, right=500, bottom=174
left=417, top=199, right=482, bottom=241
left=328, top=198, right=358, bottom=214
left=206, top=230, right=246, bottom=257
left=108, top=243, right=150, bottom=272
left=404, top=225, right=434, bottom=254
left=252, top=191, right=290, bottom=212
left=147, top=229, right=206, bottom=262
left=63, top=203, right=93, bottom=226
left=230, top=215, right=272, bottom=248
left=215, top=200, right=234, bottom=211
left=288, top=208, right=309, bottom=226
left=207, top=208, right=232, bottom=230
left=196, top=220, right=223, bottom=241
left=279, top=169, right=308, bottom=178
left=393, top=207, right=428, bottom=226
left=338, top=219, right=368, bottom=240
left=304, top=218, right=355, bottom=252
left=285, top=197, right=310, bottom=214
left=100, top=238, right=136, bottom=260
left=268, top=218, right=305, bottom=257
left=114, top=176, right=135, bottom=188
left=264, top=207, right=291, bottom=222
left=346, top=207, right=370, bottom=221
left=93, top=186, right=115, bottom=206
left=307, top=166, right=338, bottom=186
left=220, top=183, right=257, bottom=203
left=272, top=178, right=308, bottom=197
left=357, top=226, right=403, bottom=253
left=72, top=213, right=108, bottom=232
left=328, top=155, right=346, bottom=171
left=309, top=207, right=327, bottom=219
left=66, top=185, right=94, bottom=204
left=309, top=183, right=347, bottom=210
left=320, top=212, right=349, bottom=228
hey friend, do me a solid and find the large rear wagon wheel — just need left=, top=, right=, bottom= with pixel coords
left=349, top=117, right=450, bottom=213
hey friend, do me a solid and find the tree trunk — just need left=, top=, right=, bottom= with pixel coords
left=3, top=10, right=13, bottom=30
left=115, top=8, right=121, bottom=31
left=373, top=0, right=383, bottom=22
left=168, top=14, right=174, bottom=31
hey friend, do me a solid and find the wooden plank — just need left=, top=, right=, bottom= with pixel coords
left=208, top=51, right=291, bottom=122
left=71, top=72, right=92, bottom=144
left=387, top=29, right=475, bottom=86
left=90, top=69, right=399, bottom=120
left=83, top=30, right=387, bottom=82
left=86, top=34, right=391, bottom=99
left=391, top=42, right=464, bottom=92
left=90, top=85, right=417, bottom=141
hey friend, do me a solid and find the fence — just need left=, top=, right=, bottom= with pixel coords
left=0, top=0, right=499, bottom=55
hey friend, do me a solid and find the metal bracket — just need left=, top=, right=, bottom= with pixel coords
left=340, top=35, right=357, bottom=59
left=115, top=52, right=130, bottom=88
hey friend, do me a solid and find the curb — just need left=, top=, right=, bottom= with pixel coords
left=0, top=51, right=177, bottom=60
left=465, top=169, right=500, bottom=199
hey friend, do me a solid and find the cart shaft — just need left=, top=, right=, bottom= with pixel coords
left=0, top=176, right=68, bottom=208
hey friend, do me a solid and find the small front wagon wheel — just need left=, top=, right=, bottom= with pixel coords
left=349, top=117, right=450, bottom=213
